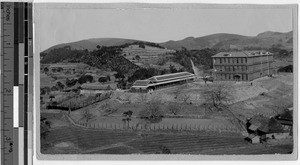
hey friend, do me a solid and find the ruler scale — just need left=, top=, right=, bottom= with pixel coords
left=1, top=2, right=32, bottom=165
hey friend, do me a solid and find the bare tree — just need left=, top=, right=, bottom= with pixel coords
left=167, top=102, right=182, bottom=115
left=203, top=84, right=234, bottom=111
left=81, top=109, right=95, bottom=123
left=203, top=84, right=247, bottom=132
left=173, top=87, right=183, bottom=99
left=180, top=93, right=191, bottom=104
left=139, top=100, right=164, bottom=121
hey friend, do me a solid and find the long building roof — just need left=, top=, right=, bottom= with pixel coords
left=132, top=72, right=195, bottom=87
left=212, top=51, right=273, bottom=58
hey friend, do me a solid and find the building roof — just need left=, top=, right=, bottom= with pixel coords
left=132, top=80, right=151, bottom=87
left=276, top=110, right=293, bottom=121
left=249, top=115, right=286, bottom=134
left=81, top=82, right=117, bottom=90
left=212, top=51, right=272, bottom=58
left=131, top=72, right=195, bottom=88
left=149, top=72, right=195, bottom=82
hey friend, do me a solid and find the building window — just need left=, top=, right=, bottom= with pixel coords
left=233, top=66, right=235, bottom=71
left=220, top=58, right=222, bottom=64
left=237, top=58, right=239, bottom=63
left=246, top=74, right=248, bottom=80
left=245, top=58, right=247, bottom=63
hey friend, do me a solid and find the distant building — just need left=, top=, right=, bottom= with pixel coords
left=80, top=82, right=117, bottom=95
left=275, top=109, right=293, bottom=135
left=247, top=115, right=290, bottom=142
left=131, top=72, right=195, bottom=92
left=212, top=51, right=275, bottom=81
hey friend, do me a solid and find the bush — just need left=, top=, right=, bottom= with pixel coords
left=139, top=100, right=164, bottom=122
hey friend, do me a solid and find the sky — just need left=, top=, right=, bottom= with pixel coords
left=37, top=6, right=293, bottom=51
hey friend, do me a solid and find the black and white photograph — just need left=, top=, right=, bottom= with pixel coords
left=35, top=3, right=297, bottom=158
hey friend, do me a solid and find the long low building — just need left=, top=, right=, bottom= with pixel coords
left=131, top=72, right=195, bottom=92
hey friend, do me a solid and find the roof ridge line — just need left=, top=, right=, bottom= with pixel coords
left=153, top=71, right=188, bottom=78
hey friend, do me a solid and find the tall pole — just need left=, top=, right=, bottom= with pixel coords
left=260, top=52, right=263, bottom=77
left=267, top=54, right=270, bottom=75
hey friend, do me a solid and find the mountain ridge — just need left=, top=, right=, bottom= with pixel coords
left=42, top=31, right=293, bottom=53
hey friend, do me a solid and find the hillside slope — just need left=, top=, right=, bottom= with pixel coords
left=43, top=38, right=140, bottom=53
left=42, top=31, right=293, bottom=53
left=160, top=31, right=293, bottom=50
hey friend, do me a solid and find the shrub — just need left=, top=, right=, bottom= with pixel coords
left=139, top=100, right=164, bottom=122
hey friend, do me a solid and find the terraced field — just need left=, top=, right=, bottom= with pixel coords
left=41, top=126, right=292, bottom=155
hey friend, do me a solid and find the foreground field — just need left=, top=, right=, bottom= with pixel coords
left=41, top=126, right=293, bottom=155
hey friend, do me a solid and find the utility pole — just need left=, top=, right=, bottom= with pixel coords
left=260, top=52, right=263, bottom=77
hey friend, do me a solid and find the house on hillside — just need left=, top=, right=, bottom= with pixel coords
left=247, top=115, right=290, bottom=143
left=212, top=51, right=275, bottom=81
left=275, top=108, right=293, bottom=135
left=131, top=72, right=195, bottom=92
left=80, top=82, right=117, bottom=95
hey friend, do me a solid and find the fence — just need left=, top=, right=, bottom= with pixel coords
left=65, top=114, right=241, bottom=134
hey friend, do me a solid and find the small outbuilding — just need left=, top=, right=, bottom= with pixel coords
left=247, top=115, right=290, bottom=142
left=245, top=134, right=260, bottom=144
left=275, top=108, right=293, bottom=135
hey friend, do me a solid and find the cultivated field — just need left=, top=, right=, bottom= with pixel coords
left=41, top=124, right=292, bottom=154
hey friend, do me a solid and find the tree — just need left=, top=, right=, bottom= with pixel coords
left=56, top=67, right=63, bottom=72
left=122, top=110, right=133, bottom=129
left=56, top=81, right=65, bottom=90
left=40, top=87, right=51, bottom=95
left=66, top=78, right=78, bottom=87
left=203, top=84, right=234, bottom=111
left=173, top=87, right=183, bottom=99
left=40, top=117, right=51, bottom=140
left=135, top=55, right=141, bottom=62
left=167, top=102, right=182, bottom=115
left=43, top=67, right=49, bottom=74
left=169, top=65, right=177, bottom=73
left=115, top=72, right=125, bottom=81
left=81, top=109, right=95, bottom=123
left=96, top=45, right=101, bottom=49
left=202, top=83, right=247, bottom=132
left=106, top=75, right=111, bottom=82
left=98, top=77, right=107, bottom=83
left=51, top=86, right=58, bottom=91
left=139, top=100, right=164, bottom=122
left=181, top=93, right=191, bottom=104
left=49, top=95, right=55, bottom=101
left=78, top=75, right=94, bottom=84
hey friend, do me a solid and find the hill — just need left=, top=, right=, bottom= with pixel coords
left=40, top=45, right=140, bottom=75
left=160, top=31, right=293, bottom=50
left=42, top=31, right=293, bottom=53
left=43, top=38, right=140, bottom=53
